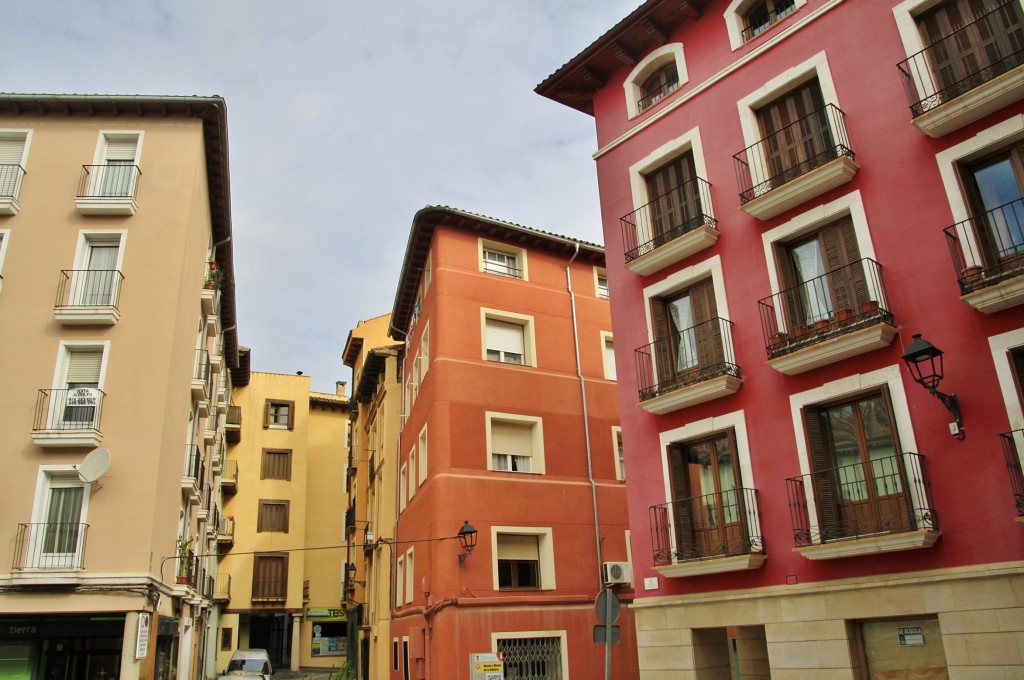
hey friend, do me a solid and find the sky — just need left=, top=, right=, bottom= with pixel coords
left=7, top=0, right=639, bottom=393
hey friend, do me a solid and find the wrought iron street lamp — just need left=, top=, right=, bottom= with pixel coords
left=901, top=333, right=964, bottom=440
left=457, top=520, right=478, bottom=564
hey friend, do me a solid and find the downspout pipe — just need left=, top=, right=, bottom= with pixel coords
left=565, top=243, right=605, bottom=588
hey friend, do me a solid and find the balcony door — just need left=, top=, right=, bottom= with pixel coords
left=645, top=151, right=701, bottom=246
left=804, top=389, right=912, bottom=540
left=58, top=347, right=103, bottom=429
left=77, top=241, right=119, bottom=306
left=30, top=473, right=88, bottom=569
left=650, top=278, right=719, bottom=386
left=668, top=431, right=745, bottom=558
left=964, top=146, right=1024, bottom=269
left=95, top=136, right=138, bottom=197
left=757, top=78, right=833, bottom=184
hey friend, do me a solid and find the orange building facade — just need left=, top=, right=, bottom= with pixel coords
left=386, top=207, right=637, bottom=680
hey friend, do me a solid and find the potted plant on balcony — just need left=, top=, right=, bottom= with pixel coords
left=176, top=535, right=193, bottom=585
left=203, top=264, right=222, bottom=290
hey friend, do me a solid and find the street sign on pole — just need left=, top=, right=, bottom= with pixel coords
left=595, top=589, right=621, bottom=624
left=593, top=624, right=621, bottom=644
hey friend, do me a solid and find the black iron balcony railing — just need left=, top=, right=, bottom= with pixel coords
left=759, top=258, right=892, bottom=358
left=944, top=197, right=1024, bottom=295
left=635, top=316, right=739, bottom=402
left=740, top=0, right=796, bottom=42
left=649, top=487, right=763, bottom=565
left=345, top=506, right=356, bottom=535
left=252, top=576, right=287, bottom=601
left=786, top=452, right=936, bottom=547
left=637, top=78, right=682, bottom=113
left=898, top=0, right=1024, bottom=118
left=0, top=164, right=26, bottom=198
left=194, top=348, right=210, bottom=383
left=482, top=261, right=523, bottom=279
left=77, top=164, right=141, bottom=199
left=734, top=103, right=853, bottom=204
left=13, top=522, right=89, bottom=570
left=55, top=269, right=124, bottom=310
left=33, top=388, right=105, bottom=433
left=184, top=445, right=206, bottom=489
left=999, top=430, right=1024, bottom=517
left=620, top=176, right=716, bottom=263
left=176, top=551, right=199, bottom=587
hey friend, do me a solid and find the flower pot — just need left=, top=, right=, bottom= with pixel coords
left=836, top=308, right=854, bottom=323
left=860, top=300, right=879, bottom=315
left=176, top=575, right=188, bottom=584
left=770, top=332, right=788, bottom=347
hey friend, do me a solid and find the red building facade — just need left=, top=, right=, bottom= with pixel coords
left=539, top=1, right=1024, bottom=677
left=386, top=207, right=638, bottom=679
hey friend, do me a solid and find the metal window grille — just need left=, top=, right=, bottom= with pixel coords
left=497, top=637, right=562, bottom=680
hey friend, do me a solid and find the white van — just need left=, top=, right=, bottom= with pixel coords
left=219, top=649, right=273, bottom=680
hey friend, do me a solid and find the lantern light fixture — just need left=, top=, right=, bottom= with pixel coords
left=457, top=520, right=478, bottom=564
left=901, top=333, right=964, bottom=440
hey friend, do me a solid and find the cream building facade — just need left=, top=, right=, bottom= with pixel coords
left=0, top=94, right=240, bottom=680
left=341, top=315, right=403, bottom=680
left=216, top=366, right=349, bottom=674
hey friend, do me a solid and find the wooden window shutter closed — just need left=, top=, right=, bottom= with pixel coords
left=822, top=217, right=867, bottom=313
left=667, top=443, right=696, bottom=555
left=263, top=401, right=271, bottom=428
left=803, top=405, right=842, bottom=539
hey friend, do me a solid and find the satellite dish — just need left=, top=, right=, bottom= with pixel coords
left=76, top=448, right=111, bottom=484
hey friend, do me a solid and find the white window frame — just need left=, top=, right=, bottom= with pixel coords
left=418, top=425, right=428, bottom=486
left=736, top=51, right=840, bottom=175
left=724, top=0, right=808, bottom=51
left=989, top=327, right=1024, bottom=431
left=759, top=190, right=879, bottom=332
left=424, top=251, right=433, bottom=292
left=594, top=267, right=609, bottom=299
left=612, top=426, right=625, bottom=482
left=47, top=340, right=111, bottom=430
left=492, top=630, right=569, bottom=680
left=601, top=331, right=616, bottom=381
left=0, top=129, right=31, bottom=211
left=404, top=547, right=415, bottom=604
left=408, top=448, right=417, bottom=500
left=395, top=555, right=405, bottom=607
left=629, top=126, right=712, bottom=224
left=479, top=239, right=528, bottom=280
left=490, top=526, right=556, bottom=591
left=90, top=131, right=143, bottom=191
left=72, top=229, right=128, bottom=292
left=486, top=412, right=545, bottom=474
left=624, top=43, right=688, bottom=119
left=399, top=463, right=408, bottom=512
left=29, top=465, right=91, bottom=569
left=0, top=228, right=9, bottom=292
left=481, top=308, right=537, bottom=367
left=419, top=322, right=430, bottom=379
left=787, top=365, right=926, bottom=544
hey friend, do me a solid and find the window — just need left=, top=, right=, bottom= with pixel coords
left=645, top=152, right=707, bottom=249
left=482, top=309, right=536, bottom=367
left=404, top=548, right=415, bottom=604
left=221, top=628, right=233, bottom=651
left=481, top=240, right=525, bottom=279
left=252, top=552, right=288, bottom=600
left=602, top=332, right=616, bottom=381
left=756, top=78, right=833, bottom=189
left=396, top=555, right=405, bottom=606
left=261, top=449, right=292, bottom=480
left=488, top=414, right=545, bottom=474
left=650, top=278, right=721, bottom=382
left=989, top=327, right=1024, bottom=429
left=418, top=425, right=428, bottom=485
left=490, top=526, right=555, bottom=591
left=0, top=130, right=29, bottom=213
left=497, top=534, right=540, bottom=589
left=959, top=143, right=1024, bottom=279
left=624, top=44, right=688, bottom=118
left=48, top=344, right=106, bottom=432
left=55, top=232, right=126, bottom=324
left=725, top=0, right=807, bottom=50
left=399, top=464, right=408, bottom=511
left=0, top=229, right=9, bottom=291
left=402, top=638, right=410, bottom=680
left=495, top=634, right=566, bottom=680
left=595, top=268, right=609, bottom=299
left=28, top=467, right=90, bottom=569
left=264, top=400, right=295, bottom=429
left=92, top=133, right=140, bottom=197
left=392, top=639, right=399, bottom=672
left=613, top=427, right=625, bottom=481
left=257, top=500, right=289, bottom=533
left=419, top=323, right=430, bottom=378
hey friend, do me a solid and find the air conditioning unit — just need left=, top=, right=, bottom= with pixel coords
left=602, top=561, right=632, bottom=585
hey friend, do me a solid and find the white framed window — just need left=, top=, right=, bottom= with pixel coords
left=989, top=327, right=1024, bottom=430
left=0, top=229, right=9, bottom=292
left=64, top=231, right=127, bottom=310
left=601, top=331, right=616, bottom=381
left=0, top=129, right=30, bottom=213
left=91, top=131, right=142, bottom=197
left=396, top=555, right=405, bottom=606
left=480, top=239, right=527, bottom=280
left=399, top=463, right=408, bottom=512
left=490, top=526, right=556, bottom=591
left=643, top=254, right=731, bottom=345
left=45, top=341, right=110, bottom=433
left=624, top=44, right=688, bottom=119
left=493, top=632, right=568, bottom=680
left=408, top=448, right=417, bottom=500
left=594, top=267, right=609, bottom=299
left=724, top=0, right=806, bottom=50
left=404, top=547, right=415, bottom=604
left=28, top=466, right=91, bottom=569
left=482, top=308, right=537, bottom=367
left=419, top=323, right=430, bottom=379
left=424, top=251, right=433, bottom=292
left=418, top=425, right=428, bottom=486
left=487, top=413, right=545, bottom=474
left=613, top=426, right=625, bottom=481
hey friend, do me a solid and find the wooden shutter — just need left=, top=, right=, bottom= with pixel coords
left=263, top=401, right=271, bottom=428
left=650, top=298, right=674, bottom=385
left=822, top=216, right=867, bottom=313
left=253, top=553, right=288, bottom=599
left=758, top=79, right=829, bottom=181
left=258, top=501, right=289, bottom=533
left=668, top=444, right=696, bottom=556
left=689, top=279, right=722, bottom=370
left=645, top=153, right=698, bottom=240
left=66, top=349, right=102, bottom=384
left=803, top=405, right=842, bottom=540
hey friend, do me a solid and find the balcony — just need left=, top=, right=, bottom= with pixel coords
left=898, top=1, right=1024, bottom=138
left=635, top=317, right=741, bottom=415
left=75, top=164, right=141, bottom=215
left=54, top=269, right=124, bottom=326
left=13, top=522, right=89, bottom=571
left=944, top=198, right=1024, bottom=313
left=32, top=388, right=105, bottom=447
left=225, top=404, right=241, bottom=444
left=176, top=551, right=199, bottom=589
left=759, top=258, right=897, bottom=375
left=214, top=573, right=232, bottom=602
left=345, top=506, right=356, bottom=536
left=786, top=452, right=940, bottom=560
left=621, top=176, right=719, bottom=275
left=650, top=488, right=765, bottom=578
left=192, top=349, right=211, bottom=403
left=217, top=516, right=235, bottom=549
left=181, top=445, right=205, bottom=503
left=221, top=459, right=238, bottom=495
left=0, top=163, right=26, bottom=215
left=252, top=576, right=287, bottom=602
left=999, top=430, right=1024, bottom=519
left=734, top=104, right=858, bottom=220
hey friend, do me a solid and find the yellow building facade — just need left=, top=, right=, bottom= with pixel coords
left=216, top=367, right=349, bottom=674
left=0, top=94, right=240, bottom=680
left=342, top=314, right=403, bottom=680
